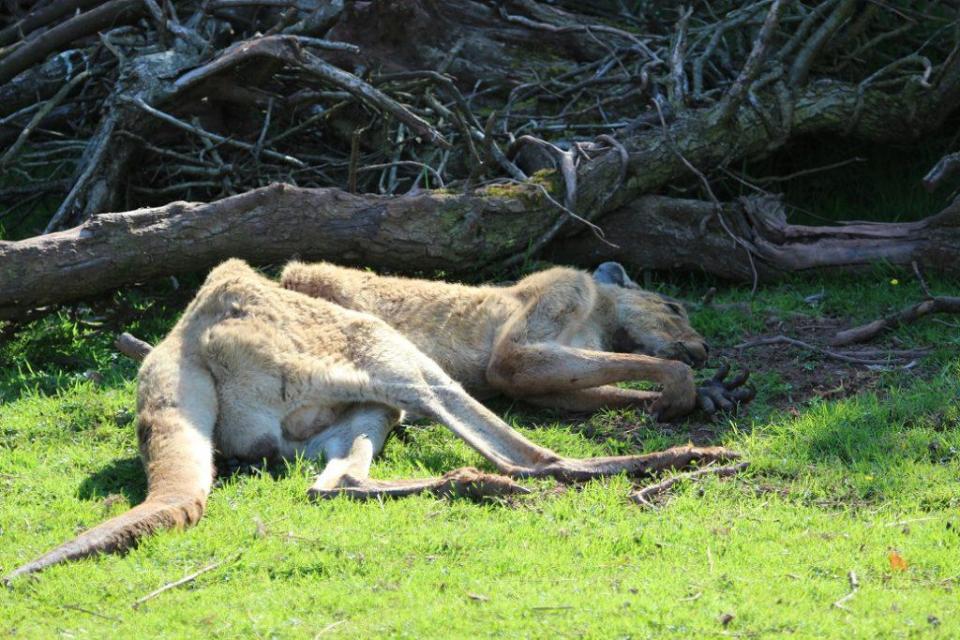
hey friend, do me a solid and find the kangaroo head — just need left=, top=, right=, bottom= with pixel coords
left=593, top=262, right=709, bottom=368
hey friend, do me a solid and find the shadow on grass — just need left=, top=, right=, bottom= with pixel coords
left=749, top=374, right=960, bottom=507
left=77, top=454, right=303, bottom=507
left=78, top=456, right=147, bottom=504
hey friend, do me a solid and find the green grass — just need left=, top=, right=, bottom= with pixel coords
left=2, top=271, right=960, bottom=639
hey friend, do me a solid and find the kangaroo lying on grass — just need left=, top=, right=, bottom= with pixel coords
left=281, top=260, right=753, bottom=416
left=6, top=260, right=738, bottom=583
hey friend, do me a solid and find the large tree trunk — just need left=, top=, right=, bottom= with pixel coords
left=2, top=185, right=959, bottom=319
left=555, top=195, right=960, bottom=281
left=0, top=183, right=553, bottom=318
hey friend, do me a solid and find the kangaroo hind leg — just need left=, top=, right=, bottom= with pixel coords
left=303, top=403, right=526, bottom=501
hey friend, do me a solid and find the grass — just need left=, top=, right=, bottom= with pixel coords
left=1, top=268, right=959, bottom=639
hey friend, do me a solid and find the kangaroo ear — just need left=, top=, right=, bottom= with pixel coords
left=593, top=262, right=631, bottom=287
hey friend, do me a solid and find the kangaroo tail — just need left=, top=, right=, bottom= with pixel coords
left=3, top=491, right=206, bottom=583
left=4, top=354, right=217, bottom=585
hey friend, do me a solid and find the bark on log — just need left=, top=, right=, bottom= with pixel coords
left=2, top=183, right=959, bottom=319
left=554, top=194, right=960, bottom=281
left=0, top=183, right=556, bottom=318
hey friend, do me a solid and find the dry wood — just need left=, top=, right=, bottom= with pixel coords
left=831, top=296, right=960, bottom=347
left=630, top=462, right=750, bottom=507
left=4, top=188, right=960, bottom=319
left=132, top=551, right=241, bottom=609
left=735, top=335, right=929, bottom=365
left=832, top=570, right=859, bottom=611
left=0, top=183, right=557, bottom=318
left=1, top=0, right=959, bottom=312
left=0, top=0, right=143, bottom=85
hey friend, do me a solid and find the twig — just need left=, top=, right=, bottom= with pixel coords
left=315, top=620, right=347, bottom=635
left=44, top=114, right=116, bottom=233
left=653, top=97, right=759, bottom=294
left=61, top=603, right=122, bottom=622
left=1, top=70, right=90, bottom=167
left=132, top=551, right=241, bottom=609
left=736, top=335, right=930, bottom=364
left=0, top=0, right=143, bottom=85
left=667, top=6, right=693, bottom=106
left=496, top=6, right=649, bottom=50
left=831, top=296, right=960, bottom=346
left=496, top=176, right=617, bottom=270
left=718, top=0, right=784, bottom=123
left=922, top=151, right=960, bottom=192
left=788, top=0, right=857, bottom=87
left=832, top=571, right=859, bottom=611
left=630, top=462, right=749, bottom=507
left=358, top=161, right=444, bottom=188
left=172, top=35, right=448, bottom=147
left=752, top=156, right=865, bottom=184
left=123, top=96, right=305, bottom=167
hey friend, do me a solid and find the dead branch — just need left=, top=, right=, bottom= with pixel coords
left=923, top=152, right=960, bottom=192
left=556, top=194, right=960, bottom=283
left=0, top=0, right=144, bottom=85
left=831, top=296, right=960, bottom=347
left=0, top=0, right=104, bottom=47
left=630, top=462, right=750, bottom=507
left=0, top=70, right=90, bottom=167
left=734, top=335, right=930, bottom=365
left=832, top=571, right=860, bottom=611
left=172, top=35, right=448, bottom=147
left=125, top=96, right=305, bottom=167
left=1, top=0, right=959, bottom=303
left=0, top=183, right=559, bottom=318
left=788, top=0, right=858, bottom=88
left=132, top=551, right=241, bottom=609
left=718, top=0, right=785, bottom=123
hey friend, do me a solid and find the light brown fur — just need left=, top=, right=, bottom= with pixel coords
left=6, top=260, right=734, bottom=582
left=281, top=261, right=710, bottom=416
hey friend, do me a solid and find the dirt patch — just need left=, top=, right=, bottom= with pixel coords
left=723, top=314, right=890, bottom=412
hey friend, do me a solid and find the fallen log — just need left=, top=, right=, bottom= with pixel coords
left=0, top=182, right=556, bottom=318
left=2, top=185, right=960, bottom=319
left=555, top=194, right=960, bottom=282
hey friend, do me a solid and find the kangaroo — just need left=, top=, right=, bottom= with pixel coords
left=5, top=259, right=736, bottom=583
left=280, top=261, right=752, bottom=417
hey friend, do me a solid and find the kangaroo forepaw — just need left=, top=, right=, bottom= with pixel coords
left=697, top=365, right=755, bottom=414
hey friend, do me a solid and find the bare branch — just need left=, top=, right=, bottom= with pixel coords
left=718, top=0, right=785, bottom=123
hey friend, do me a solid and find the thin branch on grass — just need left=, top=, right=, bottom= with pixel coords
left=736, top=335, right=931, bottom=364
left=61, top=604, right=122, bottom=622
left=831, top=296, right=960, bottom=347
left=832, top=571, right=859, bottom=611
left=631, top=462, right=750, bottom=507
left=132, top=551, right=241, bottom=609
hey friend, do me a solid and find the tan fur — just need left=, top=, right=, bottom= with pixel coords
left=281, top=261, right=708, bottom=415
left=6, top=260, right=733, bottom=581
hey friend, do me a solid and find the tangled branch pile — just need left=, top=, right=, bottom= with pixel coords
left=1, top=0, right=959, bottom=315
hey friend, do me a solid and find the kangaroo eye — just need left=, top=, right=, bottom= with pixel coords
left=666, top=302, right=684, bottom=315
